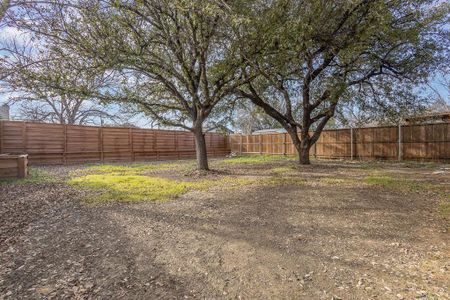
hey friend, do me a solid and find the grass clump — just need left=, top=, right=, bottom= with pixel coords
left=0, top=168, right=57, bottom=185
left=69, top=174, right=196, bottom=202
left=68, top=173, right=256, bottom=203
left=321, top=177, right=355, bottom=185
left=364, top=175, right=396, bottom=187
left=271, top=166, right=295, bottom=175
left=364, top=174, right=423, bottom=191
left=438, top=201, right=450, bottom=220
left=364, top=174, right=448, bottom=195
left=221, top=155, right=295, bottom=165
left=86, top=163, right=170, bottom=175
left=71, top=161, right=196, bottom=177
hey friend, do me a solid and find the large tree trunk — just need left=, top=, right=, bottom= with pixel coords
left=299, top=138, right=311, bottom=165
left=193, top=127, right=209, bottom=171
left=285, top=128, right=308, bottom=165
left=287, top=127, right=312, bottom=165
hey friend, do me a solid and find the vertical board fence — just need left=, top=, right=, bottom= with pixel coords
left=0, top=121, right=230, bottom=165
left=230, top=123, right=450, bottom=161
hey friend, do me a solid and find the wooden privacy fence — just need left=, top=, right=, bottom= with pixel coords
left=230, top=123, right=450, bottom=161
left=0, top=121, right=230, bottom=165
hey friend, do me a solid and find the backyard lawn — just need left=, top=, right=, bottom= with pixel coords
left=0, top=156, right=449, bottom=299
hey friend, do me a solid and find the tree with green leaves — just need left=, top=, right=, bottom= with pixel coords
left=3, top=0, right=251, bottom=170
left=0, top=0, right=9, bottom=22
left=1, top=1, right=46, bottom=24
left=234, top=0, right=449, bottom=164
left=0, top=44, right=121, bottom=125
left=231, top=100, right=281, bottom=134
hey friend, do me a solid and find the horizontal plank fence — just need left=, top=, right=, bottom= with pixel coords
left=230, top=123, right=450, bottom=161
left=0, top=121, right=230, bottom=165
left=1, top=121, right=448, bottom=165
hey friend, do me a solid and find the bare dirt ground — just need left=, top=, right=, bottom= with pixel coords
left=1, top=158, right=449, bottom=299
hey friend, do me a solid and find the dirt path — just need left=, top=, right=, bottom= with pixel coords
left=0, top=160, right=449, bottom=299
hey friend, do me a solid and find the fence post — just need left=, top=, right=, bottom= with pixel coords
left=239, top=134, right=243, bottom=155
left=283, top=133, right=287, bottom=156
left=63, top=124, right=67, bottom=165
left=0, top=121, right=3, bottom=154
left=350, top=127, right=354, bottom=160
left=129, top=128, right=135, bottom=161
left=99, top=127, right=104, bottom=162
left=175, top=131, right=180, bottom=159
left=155, top=130, right=159, bottom=160
left=271, top=134, right=274, bottom=155
left=259, top=135, right=262, bottom=155
left=399, top=123, right=402, bottom=161
left=22, top=122, right=27, bottom=154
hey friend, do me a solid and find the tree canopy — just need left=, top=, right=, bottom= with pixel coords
left=0, top=0, right=448, bottom=167
left=2, top=0, right=252, bottom=169
left=233, top=0, right=449, bottom=163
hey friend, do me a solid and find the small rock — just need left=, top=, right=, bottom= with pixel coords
left=303, top=272, right=313, bottom=281
left=416, top=290, right=427, bottom=298
left=36, top=286, right=53, bottom=295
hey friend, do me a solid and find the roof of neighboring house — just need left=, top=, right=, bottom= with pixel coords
left=251, top=128, right=287, bottom=134
left=404, top=111, right=450, bottom=123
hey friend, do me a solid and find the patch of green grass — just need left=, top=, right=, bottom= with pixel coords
left=360, top=160, right=439, bottom=171
left=69, top=174, right=200, bottom=202
left=438, top=201, right=450, bottom=220
left=0, top=168, right=57, bottom=185
left=71, top=161, right=196, bottom=177
left=364, top=174, right=425, bottom=191
left=364, top=174, right=448, bottom=195
left=68, top=173, right=256, bottom=203
left=221, top=155, right=295, bottom=165
left=271, top=166, right=295, bottom=175
left=86, top=163, right=171, bottom=174
left=206, top=176, right=256, bottom=190
left=68, top=163, right=309, bottom=202
left=364, top=173, right=450, bottom=221
left=364, top=175, right=396, bottom=187
left=321, top=177, right=355, bottom=185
